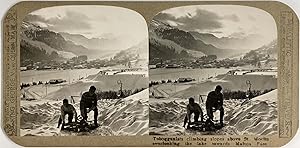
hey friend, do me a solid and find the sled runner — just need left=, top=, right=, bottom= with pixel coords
left=186, top=118, right=224, bottom=132
left=58, top=115, right=99, bottom=132
left=61, top=121, right=98, bottom=132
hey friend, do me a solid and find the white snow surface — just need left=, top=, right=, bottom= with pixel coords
left=20, top=89, right=149, bottom=136
left=150, top=90, right=277, bottom=135
left=252, top=89, right=277, bottom=103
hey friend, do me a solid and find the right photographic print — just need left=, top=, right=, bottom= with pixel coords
left=149, top=5, right=278, bottom=135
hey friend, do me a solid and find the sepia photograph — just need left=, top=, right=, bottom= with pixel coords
left=1, top=0, right=299, bottom=147
left=20, top=5, right=149, bottom=136
left=149, top=5, right=278, bottom=135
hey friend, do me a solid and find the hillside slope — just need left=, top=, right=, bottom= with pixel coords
left=149, top=20, right=238, bottom=61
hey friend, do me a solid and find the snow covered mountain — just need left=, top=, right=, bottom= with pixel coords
left=21, top=21, right=92, bottom=65
left=239, top=40, right=277, bottom=61
left=149, top=20, right=239, bottom=62
left=252, top=40, right=277, bottom=59
left=59, top=32, right=123, bottom=52
left=21, top=21, right=91, bottom=55
left=111, top=39, right=148, bottom=68
left=190, top=31, right=268, bottom=50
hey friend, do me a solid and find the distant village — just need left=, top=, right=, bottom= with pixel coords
left=21, top=55, right=135, bottom=71
left=149, top=54, right=277, bottom=87
left=20, top=55, right=146, bottom=91
left=149, top=54, right=276, bottom=69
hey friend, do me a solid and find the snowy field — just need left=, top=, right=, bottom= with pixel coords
left=149, top=72, right=278, bottom=135
left=21, top=89, right=149, bottom=136
left=20, top=70, right=149, bottom=136
left=21, top=68, right=103, bottom=84
left=150, top=68, right=231, bottom=82
left=149, top=89, right=277, bottom=135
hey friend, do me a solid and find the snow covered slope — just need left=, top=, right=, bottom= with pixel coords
left=21, top=89, right=149, bottom=136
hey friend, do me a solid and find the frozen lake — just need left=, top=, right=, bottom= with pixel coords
left=149, top=68, right=232, bottom=82
left=20, top=68, right=102, bottom=84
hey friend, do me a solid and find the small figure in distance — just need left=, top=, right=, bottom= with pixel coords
left=183, top=97, right=204, bottom=128
left=80, top=86, right=99, bottom=127
left=57, top=99, right=77, bottom=129
left=206, top=85, right=224, bottom=127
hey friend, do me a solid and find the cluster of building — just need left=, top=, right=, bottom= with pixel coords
left=20, top=78, right=67, bottom=90
left=150, top=54, right=277, bottom=70
left=21, top=55, right=114, bottom=71
left=97, top=67, right=146, bottom=76
left=227, top=68, right=277, bottom=77
left=150, top=56, right=244, bottom=69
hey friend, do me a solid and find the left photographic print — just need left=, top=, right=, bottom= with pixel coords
left=20, top=6, right=149, bottom=136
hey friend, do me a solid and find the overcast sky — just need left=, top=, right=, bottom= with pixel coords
left=154, top=5, right=277, bottom=44
left=24, top=6, right=148, bottom=50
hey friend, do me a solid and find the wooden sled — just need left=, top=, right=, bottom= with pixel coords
left=58, top=116, right=98, bottom=132
left=187, top=119, right=224, bottom=132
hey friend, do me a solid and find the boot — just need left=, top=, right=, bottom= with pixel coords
left=220, top=120, right=224, bottom=127
left=94, top=120, right=99, bottom=127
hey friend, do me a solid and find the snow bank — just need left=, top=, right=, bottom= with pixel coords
left=149, top=99, right=188, bottom=135
left=172, top=74, right=277, bottom=99
left=150, top=90, right=277, bottom=135
left=20, top=101, right=62, bottom=136
left=116, top=71, right=148, bottom=77
left=43, top=74, right=148, bottom=101
left=223, top=98, right=277, bottom=135
left=252, top=89, right=277, bottom=103
left=21, top=89, right=149, bottom=136
left=91, top=89, right=149, bottom=136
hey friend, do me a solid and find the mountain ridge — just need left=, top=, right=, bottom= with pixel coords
left=21, top=21, right=91, bottom=56
left=59, top=32, right=122, bottom=51
left=190, top=31, right=267, bottom=50
left=149, top=19, right=239, bottom=61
